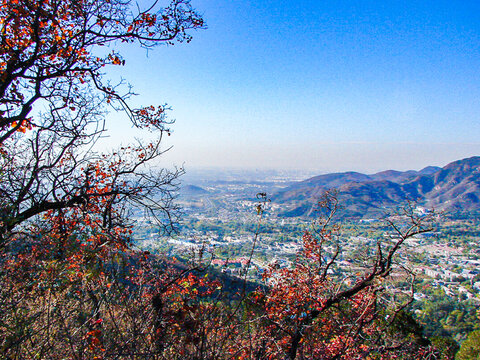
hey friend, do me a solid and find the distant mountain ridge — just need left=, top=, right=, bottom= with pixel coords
left=273, top=157, right=480, bottom=218
left=180, top=184, right=209, bottom=195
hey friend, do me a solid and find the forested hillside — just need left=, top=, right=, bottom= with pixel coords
left=274, top=157, right=480, bottom=218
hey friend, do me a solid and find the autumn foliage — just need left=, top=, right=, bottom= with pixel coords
left=0, top=0, right=454, bottom=358
left=1, top=190, right=448, bottom=358
left=0, top=0, right=205, bottom=246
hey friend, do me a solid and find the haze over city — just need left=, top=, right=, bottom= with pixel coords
left=104, top=0, right=480, bottom=173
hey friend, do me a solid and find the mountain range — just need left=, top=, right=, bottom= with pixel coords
left=273, top=156, right=480, bottom=218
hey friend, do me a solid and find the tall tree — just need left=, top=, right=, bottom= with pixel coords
left=0, top=0, right=207, bottom=357
left=0, top=0, right=205, bottom=245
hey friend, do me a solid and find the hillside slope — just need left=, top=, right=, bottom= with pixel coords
left=273, top=157, right=480, bottom=218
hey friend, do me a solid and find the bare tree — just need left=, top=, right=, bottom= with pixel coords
left=0, top=0, right=205, bottom=245
left=252, top=192, right=438, bottom=359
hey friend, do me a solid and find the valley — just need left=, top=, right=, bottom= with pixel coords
left=131, top=157, right=480, bottom=341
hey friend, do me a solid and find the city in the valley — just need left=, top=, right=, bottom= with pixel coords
left=132, top=165, right=480, bottom=342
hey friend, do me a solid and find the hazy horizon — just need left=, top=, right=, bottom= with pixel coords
left=104, top=0, right=480, bottom=172
left=175, top=149, right=479, bottom=179
left=164, top=142, right=480, bottom=174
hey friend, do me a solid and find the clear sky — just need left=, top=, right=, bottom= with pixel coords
left=103, top=0, right=480, bottom=174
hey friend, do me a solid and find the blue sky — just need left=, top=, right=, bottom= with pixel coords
left=104, top=0, right=480, bottom=173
